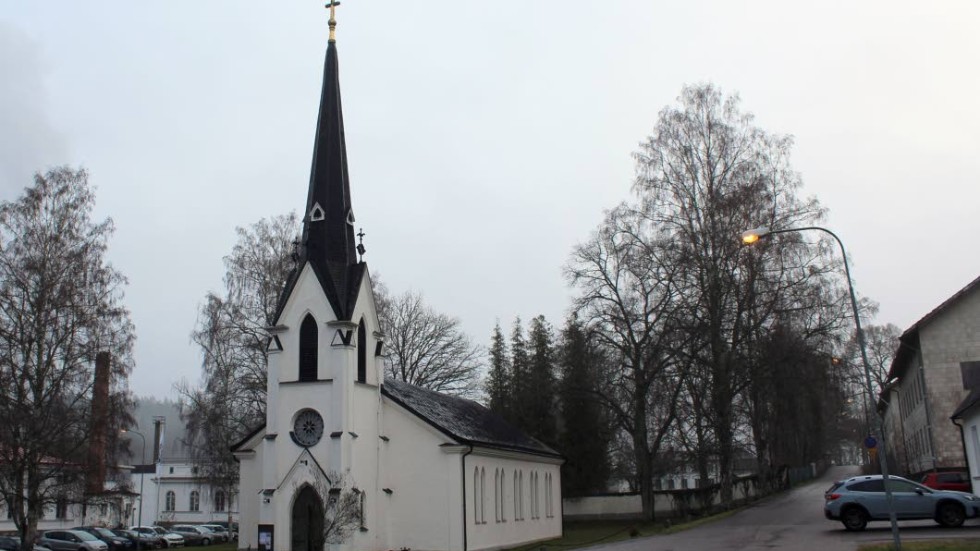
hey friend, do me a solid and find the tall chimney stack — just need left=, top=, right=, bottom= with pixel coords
left=86, top=352, right=111, bottom=495
left=152, top=417, right=165, bottom=463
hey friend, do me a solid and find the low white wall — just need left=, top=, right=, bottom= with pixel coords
left=563, top=477, right=762, bottom=521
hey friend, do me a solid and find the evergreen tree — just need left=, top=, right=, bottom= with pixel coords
left=485, top=322, right=511, bottom=417
left=558, top=316, right=611, bottom=495
left=510, top=317, right=529, bottom=429
left=526, top=315, right=557, bottom=445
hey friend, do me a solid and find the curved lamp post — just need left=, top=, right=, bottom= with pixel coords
left=121, top=429, right=146, bottom=551
left=741, top=225, right=902, bottom=550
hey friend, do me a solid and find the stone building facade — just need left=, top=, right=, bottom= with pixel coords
left=885, top=275, right=980, bottom=476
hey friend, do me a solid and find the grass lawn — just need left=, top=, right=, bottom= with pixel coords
left=504, top=510, right=741, bottom=551
left=205, top=543, right=237, bottom=551
left=858, top=541, right=980, bottom=551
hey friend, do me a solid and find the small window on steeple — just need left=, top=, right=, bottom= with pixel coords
left=310, top=203, right=325, bottom=222
left=300, top=314, right=318, bottom=381
left=357, top=318, right=367, bottom=383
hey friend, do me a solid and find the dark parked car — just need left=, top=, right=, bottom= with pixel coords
left=110, top=530, right=160, bottom=550
left=39, top=531, right=109, bottom=551
left=0, top=536, right=53, bottom=551
left=71, top=528, right=132, bottom=551
left=920, top=470, right=972, bottom=493
left=825, top=474, right=980, bottom=531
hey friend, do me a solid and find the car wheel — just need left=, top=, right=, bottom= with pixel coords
left=841, top=506, right=868, bottom=531
left=936, top=502, right=966, bottom=528
left=201, top=540, right=209, bottom=547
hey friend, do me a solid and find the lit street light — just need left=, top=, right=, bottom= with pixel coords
left=121, top=428, right=146, bottom=551
left=741, top=225, right=902, bottom=550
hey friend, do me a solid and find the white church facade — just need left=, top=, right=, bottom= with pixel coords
left=232, top=10, right=562, bottom=551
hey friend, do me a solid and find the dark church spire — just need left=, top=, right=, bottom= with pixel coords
left=292, top=2, right=366, bottom=321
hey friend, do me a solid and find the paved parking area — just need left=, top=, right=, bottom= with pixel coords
left=581, top=467, right=980, bottom=551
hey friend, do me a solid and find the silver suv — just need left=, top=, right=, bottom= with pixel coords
left=824, top=474, right=980, bottom=531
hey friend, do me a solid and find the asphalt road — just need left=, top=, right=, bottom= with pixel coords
left=584, top=466, right=980, bottom=551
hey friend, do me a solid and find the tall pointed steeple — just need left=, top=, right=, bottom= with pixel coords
left=292, top=5, right=366, bottom=321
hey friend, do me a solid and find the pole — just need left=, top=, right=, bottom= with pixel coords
left=765, top=226, right=902, bottom=550
left=123, top=430, right=146, bottom=551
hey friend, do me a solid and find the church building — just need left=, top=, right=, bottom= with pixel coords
left=232, top=9, right=563, bottom=551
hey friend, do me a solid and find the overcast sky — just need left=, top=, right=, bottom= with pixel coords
left=2, top=1, right=978, bottom=399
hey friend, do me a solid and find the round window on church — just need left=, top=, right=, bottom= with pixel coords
left=292, top=409, right=324, bottom=447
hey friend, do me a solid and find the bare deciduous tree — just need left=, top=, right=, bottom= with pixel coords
left=374, top=282, right=483, bottom=397
left=178, top=213, right=299, bottom=513
left=0, top=167, right=134, bottom=551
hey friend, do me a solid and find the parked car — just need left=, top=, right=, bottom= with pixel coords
left=166, top=527, right=211, bottom=547
left=203, top=524, right=235, bottom=541
left=71, top=528, right=132, bottom=551
left=110, top=530, right=160, bottom=550
left=196, top=527, right=228, bottom=544
left=824, top=474, right=980, bottom=531
left=0, top=536, right=53, bottom=551
left=126, top=529, right=180, bottom=550
left=920, top=470, right=972, bottom=493
left=39, top=531, right=109, bottom=551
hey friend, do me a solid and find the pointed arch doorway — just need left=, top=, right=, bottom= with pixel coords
left=292, top=486, right=325, bottom=551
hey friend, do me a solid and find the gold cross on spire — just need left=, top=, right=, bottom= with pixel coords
left=326, top=1, right=341, bottom=42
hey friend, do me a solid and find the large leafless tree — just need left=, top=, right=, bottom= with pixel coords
left=178, top=213, right=299, bottom=512
left=0, top=167, right=134, bottom=551
left=374, top=282, right=483, bottom=397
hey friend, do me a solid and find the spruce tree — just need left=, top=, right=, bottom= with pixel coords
left=527, top=315, right=557, bottom=446
left=486, top=322, right=511, bottom=417
left=510, top=317, right=529, bottom=429
left=558, top=315, right=611, bottom=495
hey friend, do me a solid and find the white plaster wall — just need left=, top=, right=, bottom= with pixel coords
left=382, top=401, right=460, bottom=551
left=467, top=454, right=562, bottom=551
left=238, top=445, right=262, bottom=550
left=563, top=495, right=641, bottom=519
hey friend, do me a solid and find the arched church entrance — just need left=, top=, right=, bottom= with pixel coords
left=291, top=486, right=325, bottom=551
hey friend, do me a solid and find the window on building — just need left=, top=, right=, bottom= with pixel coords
left=494, top=469, right=500, bottom=522
left=357, top=318, right=367, bottom=383
left=359, top=490, right=367, bottom=530
left=532, top=472, right=538, bottom=519
left=214, top=490, right=225, bottom=513
left=169, top=467, right=174, bottom=474
left=299, top=314, right=318, bottom=381
left=513, top=471, right=519, bottom=521
left=473, top=467, right=480, bottom=524
left=499, top=470, right=506, bottom=521
left=55, top=497, right=68, bottom=520
left=519, top=470, right=524, bottom=520
left=480, top=468, right=486, bottom=524
left=190, top=491, right=200, bottom=512
left=165, top=491, right=175, bottom=512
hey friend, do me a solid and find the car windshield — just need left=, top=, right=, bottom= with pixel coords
left=93, top=529, right=115, bottom=538
left=152, top=528, right=167, bottom=535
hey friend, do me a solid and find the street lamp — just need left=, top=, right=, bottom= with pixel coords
left=121, top=429, right=146, bottom=551
left=741, top=225, right=902, bottom=550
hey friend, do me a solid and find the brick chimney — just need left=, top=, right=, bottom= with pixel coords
left=153, top=416, right=165, bottom=463
left=86, top=352, right=111, bottom=495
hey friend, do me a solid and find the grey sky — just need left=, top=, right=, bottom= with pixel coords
left=2, top=1, right=978, bottom=399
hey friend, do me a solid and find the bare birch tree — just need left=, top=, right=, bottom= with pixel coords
left=0, top=167, right=134, bottom=551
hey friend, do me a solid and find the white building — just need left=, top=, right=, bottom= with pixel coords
left=952, top=391, right=980, bottom=495
left=126, top=417, right=239, bottom=528
left=232, top=13, right=562, bottom=551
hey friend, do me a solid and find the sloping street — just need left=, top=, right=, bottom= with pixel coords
left=584, top=467, right=980, bottom=551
